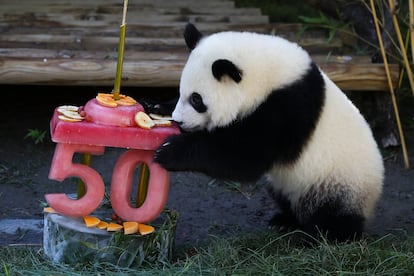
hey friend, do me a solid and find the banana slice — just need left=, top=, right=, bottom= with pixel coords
left=57, top=105, right=85, bottom=122
left=149, top=113, right=173, bottom=121
left=58, top=115, right=83, bottom=122
left=135, top=111, right=156, bottom=129
left=57, top=105, right=79, bottom=114
left=153, top=119, right=172, bottom=127
left=59, top=109, right=85, bottom=120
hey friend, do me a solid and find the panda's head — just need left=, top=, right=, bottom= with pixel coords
left=173, top=23, right=312, bottom=132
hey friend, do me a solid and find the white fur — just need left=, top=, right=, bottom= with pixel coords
left=174, top=31, right=311, bottom=131
left=267, top=73, right=384, bottom=221
left=175, top=29, right=384, bottom=222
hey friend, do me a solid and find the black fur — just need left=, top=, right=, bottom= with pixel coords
left=212, top=59, right=243, bottom=83
left=184, top=23, right=203, bottom=51
left=140, top=97, right=178, bottom=115
left=154, top=62, right=325, bottom=182
left=268, top=185, right=365, bottom=242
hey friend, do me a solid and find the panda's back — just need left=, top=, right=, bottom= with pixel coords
left=267, top=73, right=384, bottom=218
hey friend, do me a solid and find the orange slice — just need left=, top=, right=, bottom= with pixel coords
left=96, top=93, right=137, bottom=107
left=96, top=93, right=117, bottom=107
left=107, top=222, right=123, bottom=232
left=123, top=221, right=139, bottom=235
left=116, top=95, right=137, bottom=106
left=138, top=223, right=155, bottom=235
left=83, top=215, right=101, bottom=228
left=96, top=221, right=109, bottom=230
left=43, top=206, right=57, bottom=214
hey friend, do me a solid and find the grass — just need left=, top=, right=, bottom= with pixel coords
left=2, top=230, right=414, bottom=275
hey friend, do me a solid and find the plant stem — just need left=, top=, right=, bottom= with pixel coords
left=370, top=0, right=410, bottom=169
left=136, top=163, right=149, bottom=207
left=77, top=154, right=92, bottom=199
left=387, top=0, right=414, bottom=96
left=410, top=0, right=414, bottom=65
left=112, top=0, right=128, bottom=100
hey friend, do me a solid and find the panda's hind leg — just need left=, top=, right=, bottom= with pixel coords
left=267, top=187, right=299, bottom=231
left=301, top=200, right=365, bottom=243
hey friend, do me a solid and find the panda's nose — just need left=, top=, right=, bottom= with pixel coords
left=174, top=121, right=183, bottom=126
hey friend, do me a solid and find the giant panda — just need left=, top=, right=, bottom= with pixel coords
left=153, top=23, right=384, bottom=242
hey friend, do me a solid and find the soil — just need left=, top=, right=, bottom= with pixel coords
left=0, top=85, right=413, bottom=248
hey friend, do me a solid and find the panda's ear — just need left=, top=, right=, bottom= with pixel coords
left=184, top=23, right=203, bottom=51
left=212, top=59, right=242, bottom=83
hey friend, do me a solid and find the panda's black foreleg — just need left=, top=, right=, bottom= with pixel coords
left=300, top=202, right=365, bottom=243
left=154, top=129, right=271, bottom=181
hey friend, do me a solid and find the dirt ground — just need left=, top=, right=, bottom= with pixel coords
left=0, top=85, right=413, bottom=247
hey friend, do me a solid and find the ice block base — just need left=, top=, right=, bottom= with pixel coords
left=43, top=210, right=178, bottom=268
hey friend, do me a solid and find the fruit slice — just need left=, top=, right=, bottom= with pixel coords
left=138, top=223, right=155, bottom=235
left=134, top=111, right=156, bottom=129
left=83, top=215, right=101, bottom=228
left=84, top=98, right=144, bottom=127
left=107, top=222, right=123, bottom=232
left=116, top=95, right=137, bottom=106
left=96, top=221, right=109, bottom=230
left=149, top=113, right=173, bottom=121
left=59, top=110, right=85, bottom=120
left=57, top=105, right=79, bottom=114
left=123, top=221, right=139, bottom=235
left=58, top=115, right=83, bottom=122
left=43, top=206, right=57, bottom=213
left=96, top=93, right=117, bottom=107
left=153, top=119, right=172, bottom=127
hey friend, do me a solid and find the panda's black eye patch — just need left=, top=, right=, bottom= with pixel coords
left=189, top=92, right=207, bottom=113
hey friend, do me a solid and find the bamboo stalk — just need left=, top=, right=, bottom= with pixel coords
left=77, top=153, right=91, bottom=199
left=112, top=0, right=128, bottom=100
left=410, top=0, right=414, bottom=65
left=370, top=0, right=410, bottom=168
left=388, top=0, right=414, bottom=96
left=136, top=163, right=150, bottom=207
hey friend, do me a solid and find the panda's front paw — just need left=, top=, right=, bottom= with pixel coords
left=140, top=97, right=177, bottom=115
left=153, top=136, right=183, bottom=171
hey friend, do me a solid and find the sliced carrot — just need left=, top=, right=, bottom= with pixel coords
left=96, top=221, right=108, bottom=230
left=138, top=223, right=155, bottom=235
left=107, top=222, right=123, bottom=232
left=123, top=221, right=139, bottom=235
left=43, top=206, right=57, bottom=214
left=83, top=215, right=101, bottom=228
